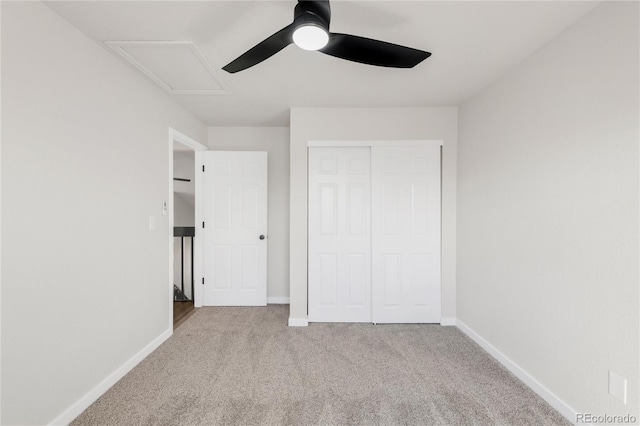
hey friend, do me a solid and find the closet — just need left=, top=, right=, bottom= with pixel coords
left=308, top=144, right=441, bottom=323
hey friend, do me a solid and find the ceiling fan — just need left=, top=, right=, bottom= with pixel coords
left=222, top=0, right=431, bottom=73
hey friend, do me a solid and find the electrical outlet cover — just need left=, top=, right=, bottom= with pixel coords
left=609, top=371, right=627, bottom=404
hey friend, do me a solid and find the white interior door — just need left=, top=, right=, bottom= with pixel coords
left=204, top=151, right=268, bottom=306
left=308, top=147, right=371, bottom=322
left=371, top=146, right=441, bottom=323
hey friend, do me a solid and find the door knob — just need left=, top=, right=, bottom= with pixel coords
left=259, top=235, right=266, bottom=240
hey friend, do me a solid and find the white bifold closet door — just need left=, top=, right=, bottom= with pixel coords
left=308, top=147, right=372, bottom=322
left=308, top=145, right=441, bottom=323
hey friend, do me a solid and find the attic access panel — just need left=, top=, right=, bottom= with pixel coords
left=105, top=41, right=230, bottom=95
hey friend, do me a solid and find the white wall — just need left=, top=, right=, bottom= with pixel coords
left=1, top=2, right=206, bottom=424
left=457, top=1, right=638, bottom=419
left=0, top=2, right=4, bottom=422
left=173, top=193, right=195, bottom=227
left=173, top=150, right=195, bottom=220
left=289, top=108, right=457, bottom=323
left=208, top=127, right=290, bottom=301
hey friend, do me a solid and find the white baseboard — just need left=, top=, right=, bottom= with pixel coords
left=267, top=297, right=290, bottom=304
left=440, top=317, right=456, bottom=326
left=456, top=320, right=577, bottom=424
left=49, top=328, right=173, bottom=425
left=288, top=317, right=308, bottom=327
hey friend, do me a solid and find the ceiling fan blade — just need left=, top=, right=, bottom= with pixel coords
left=223, top=24, right=295, bottom=73
left=320, top=33, right=430, bottom=68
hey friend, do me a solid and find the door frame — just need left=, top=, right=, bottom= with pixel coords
left=308, top=140, right=443, bottom=148
left=169, top=128, right=208, bottom=319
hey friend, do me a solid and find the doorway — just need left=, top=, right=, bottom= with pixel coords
left=169, top=128, right=207, bottom=329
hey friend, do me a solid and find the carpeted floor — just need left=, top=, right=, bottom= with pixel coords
left=72, top=305, right=569, bottom=425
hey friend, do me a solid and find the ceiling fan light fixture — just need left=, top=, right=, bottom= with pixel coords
left=292, top=24, right=329, bottom=51
left=222, top=0, right=431, bottom=73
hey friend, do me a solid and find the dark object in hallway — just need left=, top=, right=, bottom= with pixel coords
left=174, top=285, right=189, bottom=302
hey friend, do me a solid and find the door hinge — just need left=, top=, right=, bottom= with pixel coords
left=202, top=165, right=205, bottom=172
left=202, top=221, right=205, bottom=228
left=202, top=277, right=205, bottom=285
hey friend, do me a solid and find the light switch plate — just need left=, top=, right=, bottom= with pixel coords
left=609, top=371, right=627, bottom=404
left=149, top=215, right=156, bottom=231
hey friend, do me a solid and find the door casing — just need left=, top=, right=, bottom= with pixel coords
left=168, top=128, right=208, bottom=320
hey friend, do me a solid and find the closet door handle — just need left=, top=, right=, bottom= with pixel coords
left=259, top=235, right=266, bottom=240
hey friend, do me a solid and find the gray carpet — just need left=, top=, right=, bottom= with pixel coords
left=72, top=306, right=569, bottom=426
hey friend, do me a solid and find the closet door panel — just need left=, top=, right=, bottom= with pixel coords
left=308, top=147, right=372, bottom=322
left=372, top=146, right=441, bottom=323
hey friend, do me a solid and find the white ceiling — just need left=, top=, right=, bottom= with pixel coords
left=47, top=1, right=598, bottom=127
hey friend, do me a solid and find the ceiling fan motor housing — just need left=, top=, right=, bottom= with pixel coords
left=293, top=1, right=331, bottom=32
